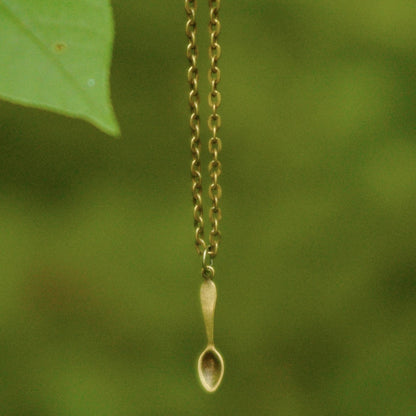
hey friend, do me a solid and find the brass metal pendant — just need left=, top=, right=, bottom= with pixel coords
left=197, top=278, right=224, bottom=392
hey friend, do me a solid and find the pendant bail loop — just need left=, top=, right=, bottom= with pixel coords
left=202, top=248, right=215, bottom=280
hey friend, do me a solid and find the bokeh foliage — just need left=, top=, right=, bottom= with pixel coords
left=1, top=1, right=416, bottom=415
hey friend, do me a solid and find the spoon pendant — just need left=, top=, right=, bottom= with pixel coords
left=198, top=279, right=224, bottom=392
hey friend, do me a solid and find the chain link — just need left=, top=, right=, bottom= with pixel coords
left=186, top=0, right=222, bottom=259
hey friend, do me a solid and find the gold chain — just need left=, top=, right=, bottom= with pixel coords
left=186, top=2, right=225, bottom=391
left=185, top=0, right=222, bottom=260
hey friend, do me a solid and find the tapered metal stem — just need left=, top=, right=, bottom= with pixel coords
left=200, top=279, right=216, bottom=345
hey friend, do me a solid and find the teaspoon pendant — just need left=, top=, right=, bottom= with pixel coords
left=198, top=278, right=224, bottom=393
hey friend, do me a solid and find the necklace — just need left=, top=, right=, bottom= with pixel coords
left=185, top=0, right=224, bottom=393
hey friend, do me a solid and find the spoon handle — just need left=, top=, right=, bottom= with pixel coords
left=200, top=279, right=217, bottom=345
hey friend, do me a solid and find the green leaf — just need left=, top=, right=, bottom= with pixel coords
left=0, top=0, right=120, bottom=136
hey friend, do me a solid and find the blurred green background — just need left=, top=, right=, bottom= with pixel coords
left=1, top=1, right=416, bottom=414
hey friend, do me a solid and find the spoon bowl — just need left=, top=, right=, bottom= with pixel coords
left=198, top=345, right=224, bottom=393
